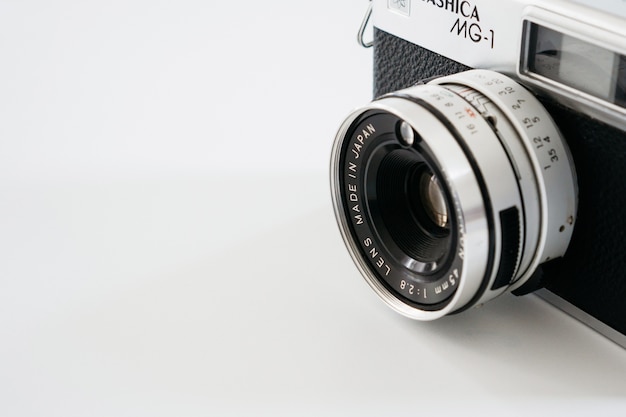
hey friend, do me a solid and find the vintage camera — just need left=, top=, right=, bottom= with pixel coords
left=330, top=0, right=626, bottom=347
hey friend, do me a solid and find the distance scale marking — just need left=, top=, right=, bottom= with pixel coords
left=442, top=70, right=568, bottom=175
left=432, top=69, right=577, bottom=275
left=412, top=83, right=528, bottom=296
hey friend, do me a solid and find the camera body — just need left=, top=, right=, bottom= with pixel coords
left=332, top=0, right=626, bottom=346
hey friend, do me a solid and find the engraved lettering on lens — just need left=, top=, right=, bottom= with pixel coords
left=348, top=183, right=364, bottom=225
left=347, top=162, right=357, bottom=179
left=335, top=113, right=466, bottom=310
left=330, top=70, right=577, bottom=320
left=364, top=237, right=392, bottom=276
left=350, top=124, right=376, bottom=159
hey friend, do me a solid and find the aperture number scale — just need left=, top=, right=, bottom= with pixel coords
left=508, top=98, right=560, bottom=170
left=398, top=268, right=459, bottom=300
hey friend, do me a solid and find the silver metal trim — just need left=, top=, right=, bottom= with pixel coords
left=330, top=94, right=491, bottom=320
left=357, top=0, right=374, bottom=48
left=537, top=289, right=626, bottom=349
left=330, top=70, right=577, bottom=319
left=518, top=6, right=626, bottom=132
left=432, top=70, right=578, bottom=298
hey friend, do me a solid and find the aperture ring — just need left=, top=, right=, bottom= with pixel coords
left=391, top=85, right=526, bottom=308
left=431, top=70, right=577, bottom=287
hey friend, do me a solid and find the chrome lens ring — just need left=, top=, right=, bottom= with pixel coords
left=431, top=70, right=578, bottom=295
left=330, top=70, right=577, bottom=319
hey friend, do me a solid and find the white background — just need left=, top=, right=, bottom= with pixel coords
left=1, top=1, right=625, bottom=416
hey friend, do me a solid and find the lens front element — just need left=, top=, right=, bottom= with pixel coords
left=376, top=149, right=451, bottom=266
left=420, top=172, right=448, bottom=230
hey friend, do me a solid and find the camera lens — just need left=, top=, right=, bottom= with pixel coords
left=330, top=70, right=578, bottom=320
left=375, top=150, right=450, bottom=266
left=420, top=172, right=448, bottom=230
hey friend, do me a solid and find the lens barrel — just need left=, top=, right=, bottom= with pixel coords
left=330, top=70, right=578, bottom=320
